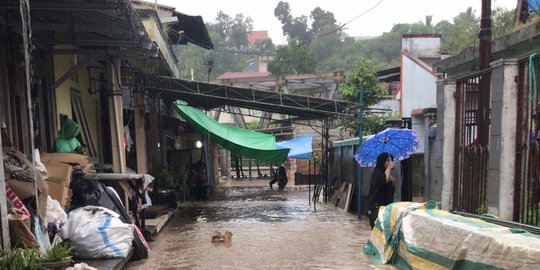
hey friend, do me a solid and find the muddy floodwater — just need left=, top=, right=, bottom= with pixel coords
left=126, top=180, right=378, bottom=270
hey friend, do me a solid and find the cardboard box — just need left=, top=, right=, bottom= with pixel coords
left=6, top=173, right=48, bottom=219
left=6, top=178, right=36, bottom=200
left=43, top=162, right=73, bottom=187
left=41, top=152, right=89, bottom=166
left=46, top=181, right=70, bottom=209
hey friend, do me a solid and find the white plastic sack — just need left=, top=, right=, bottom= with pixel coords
left=60, top=206, right=134, bottom=258
left=33, top=149, right=49, bottom=180
left=45, top=196, right=68, bottom=227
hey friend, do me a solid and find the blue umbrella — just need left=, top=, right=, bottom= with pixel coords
left=354, top=128, right=419, bottom=167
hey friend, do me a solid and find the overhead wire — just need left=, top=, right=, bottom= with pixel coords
left=174, top=0, right=385, bottom=57
left=301, top=0, right=385, bottom=45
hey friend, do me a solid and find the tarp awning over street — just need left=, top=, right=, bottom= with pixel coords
left=276, top=136, right=313, bottom=159
left=173, top=100, right=289, bottom=164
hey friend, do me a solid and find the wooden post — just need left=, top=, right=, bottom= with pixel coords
left=0, top=133, right=10, bottom=249
left=134, top=94, right=147, bottom=174
left=108, top=58, right=126, bottom=173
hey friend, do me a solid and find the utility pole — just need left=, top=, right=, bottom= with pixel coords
left=357, top=85, right=365, bottom=219
left=478, top=0, right=492, bottom=146
left=480, top=0, right=492, bottom=71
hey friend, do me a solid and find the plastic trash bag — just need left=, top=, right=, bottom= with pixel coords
left=46, top=196, right=68, bottom=227
left=60, top=206, right=134, bottom=258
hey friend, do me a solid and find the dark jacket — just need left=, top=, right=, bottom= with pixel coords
left=366, top=153, right=395, bottom=211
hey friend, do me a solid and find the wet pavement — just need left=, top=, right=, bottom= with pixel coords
left=126, top=179, right=377, bottom=270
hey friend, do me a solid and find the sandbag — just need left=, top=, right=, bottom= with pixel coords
left=60, top=206, right=134, bottom=258
left=8, top=208, right=38, bottom=248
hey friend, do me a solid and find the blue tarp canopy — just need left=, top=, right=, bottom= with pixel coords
left=276, top=136, right=313, bottom=159
left=530, top=0, right=540, bottom=13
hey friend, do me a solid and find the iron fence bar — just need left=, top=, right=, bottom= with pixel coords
left=514, top=61, right=526, bottom=221
left=453, top=82, right=463, bottom=210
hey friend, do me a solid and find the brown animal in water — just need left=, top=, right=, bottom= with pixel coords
left=211, top=231, right=233, bottom=244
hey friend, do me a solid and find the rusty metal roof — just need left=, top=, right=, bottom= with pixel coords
left=0, top=0, right=176, bottom=75
left=0, top=0, right=148, bottom=48
left=146, top=75, right=357, bottom=119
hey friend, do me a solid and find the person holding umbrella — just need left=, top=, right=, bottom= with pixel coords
left=354, top=128, right=419, bottom=228
left=366, top=152, right=395, bottom=229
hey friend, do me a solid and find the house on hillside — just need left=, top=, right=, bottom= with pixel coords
left=247, top=30, right=269, bottom=47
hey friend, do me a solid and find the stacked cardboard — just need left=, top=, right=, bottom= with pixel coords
left=43, top=162, right=73, bottom=209
left=41, top=153, right=96, bottom=176
left=41, top=153, right=96, bottom=209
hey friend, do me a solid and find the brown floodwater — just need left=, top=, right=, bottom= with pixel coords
left=125, top=182, right=379, bottom=270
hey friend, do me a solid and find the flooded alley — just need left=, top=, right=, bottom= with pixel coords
left=126, top=180, right=376, bottom=270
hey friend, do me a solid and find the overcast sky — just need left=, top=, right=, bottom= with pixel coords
left=156, top=0, right=518, bottom=44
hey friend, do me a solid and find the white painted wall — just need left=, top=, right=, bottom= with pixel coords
left=412, top=116, right=425, bottom=153
left=401, top=55, right=437, bottom=117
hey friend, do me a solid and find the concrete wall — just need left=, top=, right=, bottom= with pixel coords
left=372, top=98, right=400, bottom=114
left=438, top=80, right=456, bottom=210
left=412, top=116, right=425, bottom=153
left=487, top=59, right=519, bottom=219
left=141, top=17, right=180, bottom=78
left=402, top=35, right=441, bottom=59
left=436, top=60, right=519, bottom=218
left=401, top=55, right=437, bottom=117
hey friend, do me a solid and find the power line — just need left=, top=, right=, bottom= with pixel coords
left=176, top=0, right=386, bottom=57
left=301, top=0, right=385, bottom=44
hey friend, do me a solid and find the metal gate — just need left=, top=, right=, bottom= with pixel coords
left=453, top=71, right=491, bottom=213
left=514, top=55, right=540, bottom=225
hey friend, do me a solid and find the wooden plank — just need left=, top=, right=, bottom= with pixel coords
left=145, top=209, right=176, bottom=235
left=331, top=182, right=346, bottom=206
left=134, top=94, right=147, bottom=174
left=70, top=88, right=98, bottom=157
left=108, top=58, right=126, bottom=173
left=52, top=56, right=91, bottom=90
left=344, top=183, right=354, bottom=213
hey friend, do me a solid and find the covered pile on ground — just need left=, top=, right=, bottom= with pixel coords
left=363, top=201, right=540, bottom=269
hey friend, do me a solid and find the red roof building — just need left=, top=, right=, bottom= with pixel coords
left=247, top=31, right=269, bottom=47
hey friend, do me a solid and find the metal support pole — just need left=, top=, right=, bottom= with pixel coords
left=357, top=85, right=365, bottom=219
left=309, top=159, right=311, bottom=206
left=204, top=135, right=213, bottom=185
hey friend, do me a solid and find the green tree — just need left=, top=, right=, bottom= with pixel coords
left=253, top=38, right=275, bottom=53
left=492, top=7, right=515, bottom=38
left=274, top=1, right=339, bottom=44
left=337, top=57, right=387, bottom=135
left=310, top=24, right=342, bottom=64
left=267, top=39, right=316, bottom=75
left=229, top=14, right=254, bottom=50
left=339, top=57, right=386, bottom=105
left=441, top=7, right=479, bottom=53
left=175, top=11, right=254, bottom=81
left=310, top=7, right=337, bottom=35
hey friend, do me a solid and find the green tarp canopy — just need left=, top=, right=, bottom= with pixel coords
left=173, top=100, right=289, bottom=164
